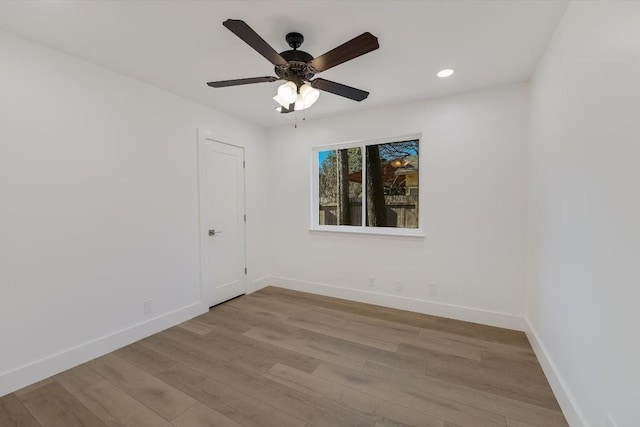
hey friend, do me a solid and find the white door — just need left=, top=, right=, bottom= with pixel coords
left=198, top=134, right=246, bottom=307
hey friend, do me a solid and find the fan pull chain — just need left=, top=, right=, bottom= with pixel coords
left=293, top=111, right=306, bottom=129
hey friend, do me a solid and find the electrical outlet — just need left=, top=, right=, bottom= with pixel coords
left=428, top=283, right=439, bottom=297
left=368, top=276, right=376, bottom=288
left=143, top=299, right=154, bottom=315
left=395, top=280, right=404, bottom=292
left=606, top=414, right=618, bottom=427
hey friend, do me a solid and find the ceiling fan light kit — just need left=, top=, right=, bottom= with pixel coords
left=207, top=19, right=379, bottom=115
left=277, top=81, right=298, bottom=104
left=273, top=82, right=319, bottom=112
left=299, top=83, right=320, bottom=106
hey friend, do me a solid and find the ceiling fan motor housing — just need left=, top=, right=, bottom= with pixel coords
left=276, top=46, right=315, bottom=84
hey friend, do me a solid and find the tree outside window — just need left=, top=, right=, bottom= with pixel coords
left=316, top=137, right=419, bottom=232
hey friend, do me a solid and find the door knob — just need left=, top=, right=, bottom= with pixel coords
left=209, top=229, right=223, bottom=236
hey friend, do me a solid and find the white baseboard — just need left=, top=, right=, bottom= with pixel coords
left=267, top=276, right=526, bottom=331
left=524, top=318, right=589, bottom=427
left=0, top=302, right=206, bottom=397
left=246, top=276, right=272, bottom=294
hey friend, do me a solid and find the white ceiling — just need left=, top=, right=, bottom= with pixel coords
left=0, top=1, right=569, bottom=128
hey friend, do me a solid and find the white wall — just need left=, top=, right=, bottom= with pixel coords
left=527, top=2, right=640, bottom=426
left=0, top=30, right=269, bottom=395
left=266, top=83, right=530, bottom=328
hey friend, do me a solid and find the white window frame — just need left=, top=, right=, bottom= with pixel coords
left=311, top=133, right=424, bottom=237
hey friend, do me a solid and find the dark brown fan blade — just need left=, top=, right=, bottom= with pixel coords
left=207, top=76, right=279, bottom=88
left=310, top=78, right=370, bottom=101
left=223, top=19, right=287, bottom=66
left=310, top=32, right=379, bottom=73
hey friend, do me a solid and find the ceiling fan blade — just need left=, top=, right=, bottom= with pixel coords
left=310, top=32, right=379, bottom=73
left=311, top=78, right=370, bottom=101
left=223, top=19, right=288, bottom=66
left=207, top=76, right=279, bottom=88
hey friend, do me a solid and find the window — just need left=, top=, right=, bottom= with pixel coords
left=313, top=135, right=422, bottom=236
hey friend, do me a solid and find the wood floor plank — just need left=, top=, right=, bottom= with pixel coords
left=301, top=306, right=525, bottom=363
left=223, top=295, right=294, bottom=322
left=157, top=363, right=307, bottom=427
left=200, top=322, right=322, bottom=374
left=13, top=379, right=54, bottom=398
left=313, top=362, right=508, bottom=427
left=427, top=316, right=531, bottom=349
left=113, top=341, right=179, bottom=376
left=247, top=319, right=427, bottom=374
left=53, top=363, right=105, bottom=394
left=426, top=356, right=559, bottom=410
left=243, top=325, right=368, bottom=371
left=172, top=402, right=243, bottom=427
left=398, top=329, right=485, bottom=360
left=0, top=409, right=16, bottom=427
left=284, top=315, right=400, bottom=352
left=86, top=353, right=195, bottom=421
left=142, top=329, right=273, bottom=373
left=506, top=419, right=537, bottom=427
left=19, top=381, right=106, bottom=427
left=202, top=358, right=374, bottom=427
left=362, top=361, right=567, bottom=427
left=241, top=293, right=316, bottom=317
left=258, top=286, right=441, bottom=327
left=214, top=303, right=286, bottom=329
left=160, top=328, right=273, bottom=372
left=299, top=305, right=422, bottom=338
left=0, top=393, right=42, bottom=427
left=0, top=405, right=17, bottom=427
left=397, top=342, right=548, bottom=389
left=266, top=363, right=445, bottom=427
left=60, top=378, right=175, bottom=427
left=310, top=300, right=533, bottom=354
left=175, top=319, right=215, bottom=336
left=480, top=351, right=546, bottom=377
left=276, top=323, right=426, bottom=372
left=418, top=327, right=536, bottom=359
left=144, top=330, right=370, bottom=427
left=197, top=308, right=254, bottom=334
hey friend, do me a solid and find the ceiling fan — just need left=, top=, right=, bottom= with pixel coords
left=207, top=19, right=379, bottom=113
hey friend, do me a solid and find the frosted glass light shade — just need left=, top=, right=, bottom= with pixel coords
left=294, top=94, right=305, bottom=111
left=299, top=84, right=320, bottom=108
left=277, top=81, right=298, bottom=104
left=273, top=94, right=290, bottom=109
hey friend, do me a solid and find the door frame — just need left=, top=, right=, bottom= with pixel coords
left=197, top=129, right=247, bottom=307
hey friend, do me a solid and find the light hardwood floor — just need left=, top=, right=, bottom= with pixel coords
left=0, top=287, right=568, bottom=427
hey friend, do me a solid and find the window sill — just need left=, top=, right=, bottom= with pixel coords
left=309, top=225, right=425, bottom=238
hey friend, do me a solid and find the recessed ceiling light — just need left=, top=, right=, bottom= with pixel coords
left=275, top=106, right=283, bottom=112
left=437, top=68, right=455, bottom=78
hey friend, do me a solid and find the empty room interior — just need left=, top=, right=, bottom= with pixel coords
left=0, top=1, right=638, bottom=426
